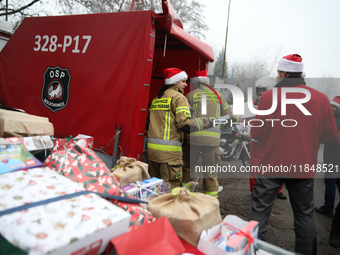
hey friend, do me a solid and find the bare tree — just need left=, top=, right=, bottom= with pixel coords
left=213, top=49, right=228, bottom=79
left=54, top=0, right=208, bottom=39
left=0, top=0, right=50, bottom=29
left=307, top=77, right=340, bottom=101
left=169, top=0, right=208, bottom=39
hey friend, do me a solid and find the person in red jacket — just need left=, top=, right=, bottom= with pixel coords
left=249, top=54, right=337, bottom=255
left=249, top=78, right=286, bottom=200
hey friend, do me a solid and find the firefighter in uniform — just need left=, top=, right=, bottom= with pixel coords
left=147, top=68, right=211, bottom=188
left=182, top=70, right=241, bottom=198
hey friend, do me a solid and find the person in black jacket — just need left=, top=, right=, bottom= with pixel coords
left=315, top=96, right=340, bottom=218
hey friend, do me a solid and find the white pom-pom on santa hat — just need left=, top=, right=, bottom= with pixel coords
left=331, top=96, right=340, bottom=108
left=277, top=54, right=304, bottom=73
left=191, top=70, right=210, bottom=84
left=164, top=68, right=188, bottom=85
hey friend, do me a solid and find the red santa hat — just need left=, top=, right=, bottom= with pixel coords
left=331, top=96, right=340, bottom=108
left=191, top=70, right=210, bottom=85
left=163, top=68, right=188, bottom=85
left=277, top=54, right=304, bottom=73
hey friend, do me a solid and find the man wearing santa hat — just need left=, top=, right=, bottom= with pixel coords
left=249, top=54, right=337, bottom=254
left=147, top=68, right=211, bottom=188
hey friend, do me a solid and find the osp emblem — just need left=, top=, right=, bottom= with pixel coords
left=41, top=66, right=71, bottom=112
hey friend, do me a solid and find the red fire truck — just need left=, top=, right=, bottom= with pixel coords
left=0, top=0, right=214, bottom=167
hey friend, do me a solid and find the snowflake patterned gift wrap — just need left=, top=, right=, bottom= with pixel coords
left=0, top=167, right=131, bottom=255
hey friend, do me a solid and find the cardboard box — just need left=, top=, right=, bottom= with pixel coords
left=0, top=167, right=131, bottom=255
left=121, top=177, right=163, bottom=200
left=0, top=142, right=42, bottom=174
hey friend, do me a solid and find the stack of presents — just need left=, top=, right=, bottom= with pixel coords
left=0, top=108, right=259, bottom=255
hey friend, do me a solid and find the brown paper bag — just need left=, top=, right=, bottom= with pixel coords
left=147, top=186, right=222, bottom=247
left=112, top=156, right=150, bottom=186
left=0, top=109, right=54, bottom=137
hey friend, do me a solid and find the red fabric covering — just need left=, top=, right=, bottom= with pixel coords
left=0, top=0, right=213, bottom=160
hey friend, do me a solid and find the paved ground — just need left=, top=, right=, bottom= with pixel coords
left=212, top=159, right=340, bottom=255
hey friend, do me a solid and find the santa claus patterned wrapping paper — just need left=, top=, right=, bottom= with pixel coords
left=0, top=167, right=131, bottom=255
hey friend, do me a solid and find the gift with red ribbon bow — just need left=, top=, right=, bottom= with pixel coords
left=197, top=215, right=258, bottom=255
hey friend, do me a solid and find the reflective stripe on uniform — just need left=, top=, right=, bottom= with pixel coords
left=147, top=143, right=182, bottom=152
left=164, top=112, right=171, bottom=140
left=176, top=106, right=191, bottom=117
left=147, top=138, right=182, bottom=152
left=181, top=182, right=192, bottom=190
left=190, top=129, right=221, bottom=139
left=150, top=98, right=172, bottom=110
left=223, top=102, right=229, bottom=110
left=193, top=91, right=219, bottom=102
left=217, top=103, right=220, bottom=118
left=148, top=138, right=182, bottom=146
left=194, top=118, right=203, bottom=130
left=204, top=190, right=218, bottom=198
left=193, top=103, right=198, bottom=118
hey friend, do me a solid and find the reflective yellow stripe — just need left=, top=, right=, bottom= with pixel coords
left=193, top=103, right=197, bottom=118
left=150, top=98, right=171, bottom=110
left=181, top=183, right=192, bottom=190
left=204, top=191, right=218, bottom=195
left=204, top=191, right=218, bottom=198
left=198, top=88, right=218, bottom=108
left=194, top=118, right=203, bottom=130
left=223, top=102, right=229, bottom=110
left=177, top=109, right=191, bottom=116
left=193, top=91, right=219, bottom=102
left=190, top=130, right=220, bottom=139
left=176, top=106, right=190, bottom=113
left=164, top=112, right=171, bottom=140
left=147, top=143, right=182, bottom=152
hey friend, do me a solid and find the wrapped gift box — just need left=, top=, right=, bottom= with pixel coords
left=0, top=108, right=54, bottom=137
left=0, top=142, right=42, bottom=174
left=1, top=136, right=53, bottom=163
left=197, top=215, right=258, bottom=255
left=0, top=167, right=131, bottom=255
left=121, top=177, right=163, bottom=200
left=2, top=136, right=53, bottom=152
